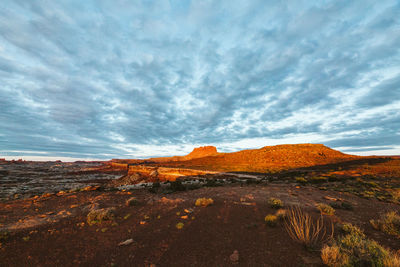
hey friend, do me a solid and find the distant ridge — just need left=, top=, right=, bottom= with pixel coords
left=155, top=143, right=359, bottom=172
left=111, top=143, right=359, bottom=172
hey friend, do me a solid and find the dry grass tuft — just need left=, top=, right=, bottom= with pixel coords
left=370, top=211, right=400, bottom=238
left=268, top=197, right=283, bottom=209
left=316, top=203, right=335, bottom=215
left=321, top=245, right=349, bottom=267
left=383, top=253, right=400, bottom=267
left=264, top=215, right=278, bottom=226
left=284, top=206, right=333, bottom=248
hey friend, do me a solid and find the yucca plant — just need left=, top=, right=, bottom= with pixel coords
left=284, top=205, right=333, bottom=248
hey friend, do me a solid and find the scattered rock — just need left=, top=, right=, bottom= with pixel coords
left=81, top=186, right=100, bottom=192
left=195, top=198, right=214, bottom=207
left=324, top=196, right=342, bottom=201
left=118, top=239, right=134, bottom=246
left=158, top=197, right=184, bottom=205
left=230, top=250, right=239, bottom=264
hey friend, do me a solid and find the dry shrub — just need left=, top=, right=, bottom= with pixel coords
left=370, top=211, right=400, bottom=238
left=390, top=188, right=400, bottom=202
left=268, top=197, right=283, bottom=209
left=87, top=207, right=116, bottom=225
left=264, top=215, right=278, bottom=226
left=316, top=203, right=335, bottom=215
left=284, top=206, right=333, bottom=248
left=384, top=253, right=400, bottom=267
left=321, top=245, right=349, bottom=267
left=322, top=222, right=399, bottom=266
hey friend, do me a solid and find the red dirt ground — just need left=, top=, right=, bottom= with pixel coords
left=1, top=183, right=399, bottom=267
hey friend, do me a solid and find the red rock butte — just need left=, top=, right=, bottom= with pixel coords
left=111, top=143, right=359, bottom=173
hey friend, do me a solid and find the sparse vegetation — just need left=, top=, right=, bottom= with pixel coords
left=316, top=203, right=335, bottom=215
left=321, top=222, right=398, bottom=267
left=268, top=197, right=283, bottom=209
left=176, top=222, right=184, bottom=229
left=321, top=245, right=349, bottom=267
left=195, top=198, right=214, bottom=207
left=264, top=215, right=278, bottom=226
left=87, top=208, right=116, bottom=225
left=338, top=223, right=365, bottom=238
left=284, top=206, right=333, bottom=248
left=295, top=177, right=307, bottom=185
left=389, top=188, right=400, bottom=202
left=370, top=211, right=400, bottom=238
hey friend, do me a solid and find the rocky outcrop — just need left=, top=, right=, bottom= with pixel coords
left=109, top=162, right=128, bottom=170
left=183, top=146, right=218, bottom=160
left=110, top=166, right=218, bottom=185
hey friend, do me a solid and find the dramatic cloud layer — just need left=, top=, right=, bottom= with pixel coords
left=1, top=0, right=399, bottom=160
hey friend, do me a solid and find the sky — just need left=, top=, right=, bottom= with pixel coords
left=0, top=0, right=400, bottom=161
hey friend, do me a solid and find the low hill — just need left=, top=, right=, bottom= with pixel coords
left=156, top=144, right=358, bottom=172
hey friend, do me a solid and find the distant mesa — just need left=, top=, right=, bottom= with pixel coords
left=157, top=143, right=358, bottom=172
left=111, top=143, right=358, bottom=173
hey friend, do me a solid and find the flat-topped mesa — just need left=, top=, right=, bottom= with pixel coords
left=158, top=143, right=359, bottom=172
left=183, top=146, right=218, bottom=160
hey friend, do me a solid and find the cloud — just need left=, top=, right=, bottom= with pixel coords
left=0, top=0, right=399, bottom=160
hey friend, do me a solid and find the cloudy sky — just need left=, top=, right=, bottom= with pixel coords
left=1, top=0, right=399, bottom=161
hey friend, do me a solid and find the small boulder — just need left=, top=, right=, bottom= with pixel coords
left=118, top=239, right=134, bottom=246
left=195, top=198, right=214, bottom=207
left=230, top=250, right=239, bottom=264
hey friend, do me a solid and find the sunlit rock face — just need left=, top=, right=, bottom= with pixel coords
left=183, top=146, right=218, bottom=160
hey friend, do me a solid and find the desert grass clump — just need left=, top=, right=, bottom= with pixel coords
left=87, top=207, right=116, bottom=225
left=338, top=223, right=365, bottom=238
left=284, top=206, right=333, bottom=248
left=321, top=245, right=349, bottom=267
left=383, top=253, right=400, bottom=267
left=264, top=215, right=278, bottom=226
left=316, top=203, right=335, bottom=215
left=195, top=198, right=214, bottom=207
left=321, top=222, right=398, bottom=267
left=268, top=197, right=283, bottom=209
left=370, top=211, right=400, bottom=238
left=390, top=188, right=400, bottom=202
